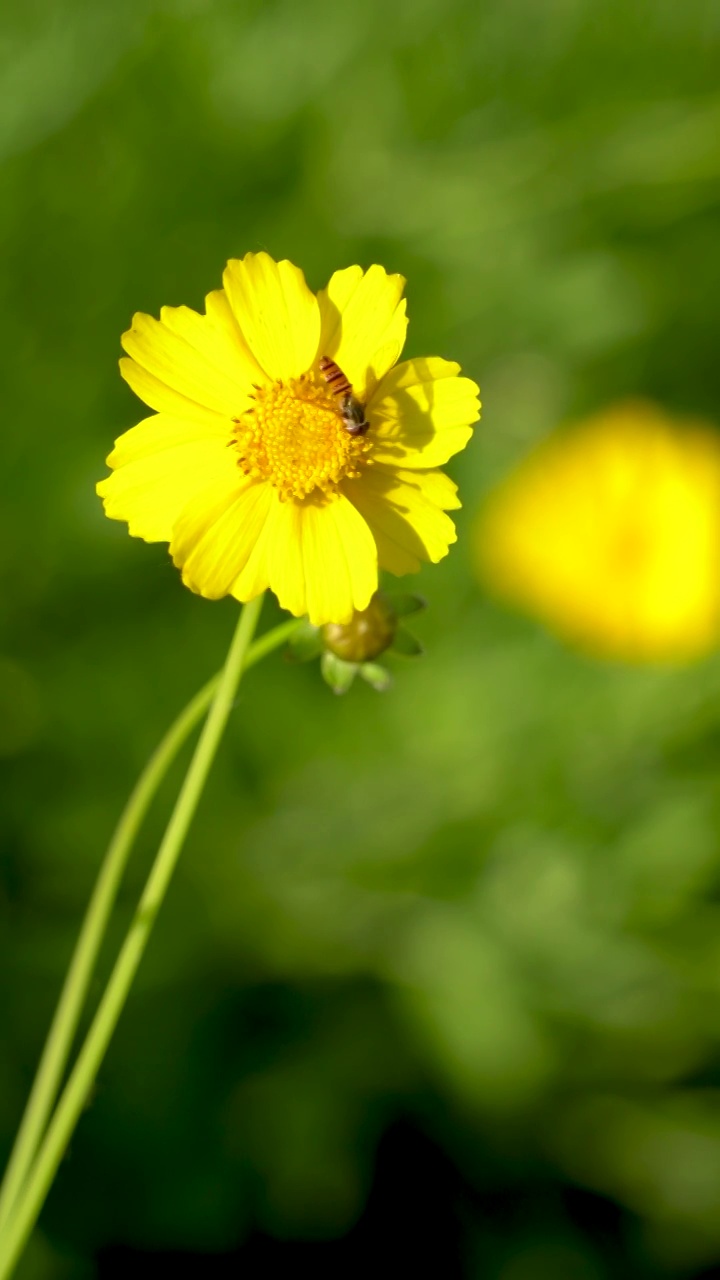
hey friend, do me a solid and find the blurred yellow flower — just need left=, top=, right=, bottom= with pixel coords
left=97, top=253, right=479, bottom=625
left=476, top=401, right=720, bottom=661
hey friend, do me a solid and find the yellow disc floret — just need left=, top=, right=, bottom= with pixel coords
left=231, top=374, right=372, bottom=500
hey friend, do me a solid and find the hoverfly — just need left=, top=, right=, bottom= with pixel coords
left=318, top=356, right=369, bottom=437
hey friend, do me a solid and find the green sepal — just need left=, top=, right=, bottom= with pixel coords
left=321, top=652, right=358, bottom=694
left=387, top=592, right=427, bottom=618
left=358, top=662, right=393, bottom=692
left=390, top=628, right=424, bottom=657
left=286, top=620, right=323, bottom=663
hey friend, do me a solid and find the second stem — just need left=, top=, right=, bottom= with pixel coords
left=0, top=594, right=264, bottom=1280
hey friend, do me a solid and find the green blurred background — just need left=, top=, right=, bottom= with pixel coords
left=2, top=0, right=720, bottom=1275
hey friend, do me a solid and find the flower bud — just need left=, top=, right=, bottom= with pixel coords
left=322, top=592, right=397, bottom=663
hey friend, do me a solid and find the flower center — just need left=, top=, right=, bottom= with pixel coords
left=231, top=375, right=372, bottom=500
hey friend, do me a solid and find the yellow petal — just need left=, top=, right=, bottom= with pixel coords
left=259, top=493, right=377, bottom=625
left=162, top=296, right=264, bottom=395
left=106, top=412, right=230, bottom=467
left=121, top=307, right=253, bottom=417
left=261, top=496, right=306, bottom=617
left=368, top=358, right=480, bottom=469
left=391, top=466, right=462, bottom=511
left=343, top=465, right=458, bottom=576
left=317, top=265, right=408, bottom=401
left=119, top=358, right=228, bottom=426
left=229, top=504, right=276, bottom=604
left=97, top=431, right=238, bottom=543
left=222, top=252, right=320, bottom=382
left=171, top=476, right=274, bottom=599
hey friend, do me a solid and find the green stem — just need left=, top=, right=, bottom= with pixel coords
left=0, top=615, right=298, bottom=1237
left=0, top=596, right=273, bottom=1277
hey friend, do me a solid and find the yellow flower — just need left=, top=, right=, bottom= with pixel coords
left=97, top=253, right=479, bottom=625
left=476, top=401, right=720, bottom=662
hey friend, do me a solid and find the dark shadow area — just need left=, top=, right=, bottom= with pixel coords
left=96, top=1120, right=677, bottom=1280
left=97, top=1121, right=463, bottom=1278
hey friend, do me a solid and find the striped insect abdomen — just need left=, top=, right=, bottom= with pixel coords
left=318, top=356, right=352, bottom=398
left=318, top=356, right=370, bottom=437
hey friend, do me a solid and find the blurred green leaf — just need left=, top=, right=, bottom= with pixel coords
left=386, top=592, right=427, bottom=618
left=320, top=652, right=357, bottom=694
left=390, top=628, right=424, bottom=657
left=358, top=662, right=393, bottom=692
left=285, top=620, right=323, bottom=663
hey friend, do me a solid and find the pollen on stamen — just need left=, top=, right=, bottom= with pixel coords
left=230, top=374, right=372, bottom=501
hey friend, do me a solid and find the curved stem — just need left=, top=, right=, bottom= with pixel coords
left=0, top=604, right=294, bottom=1256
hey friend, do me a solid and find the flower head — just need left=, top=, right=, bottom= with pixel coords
left=476, top=401, right=720, bottom=662
left=98, top=254, right=479, bottom=625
